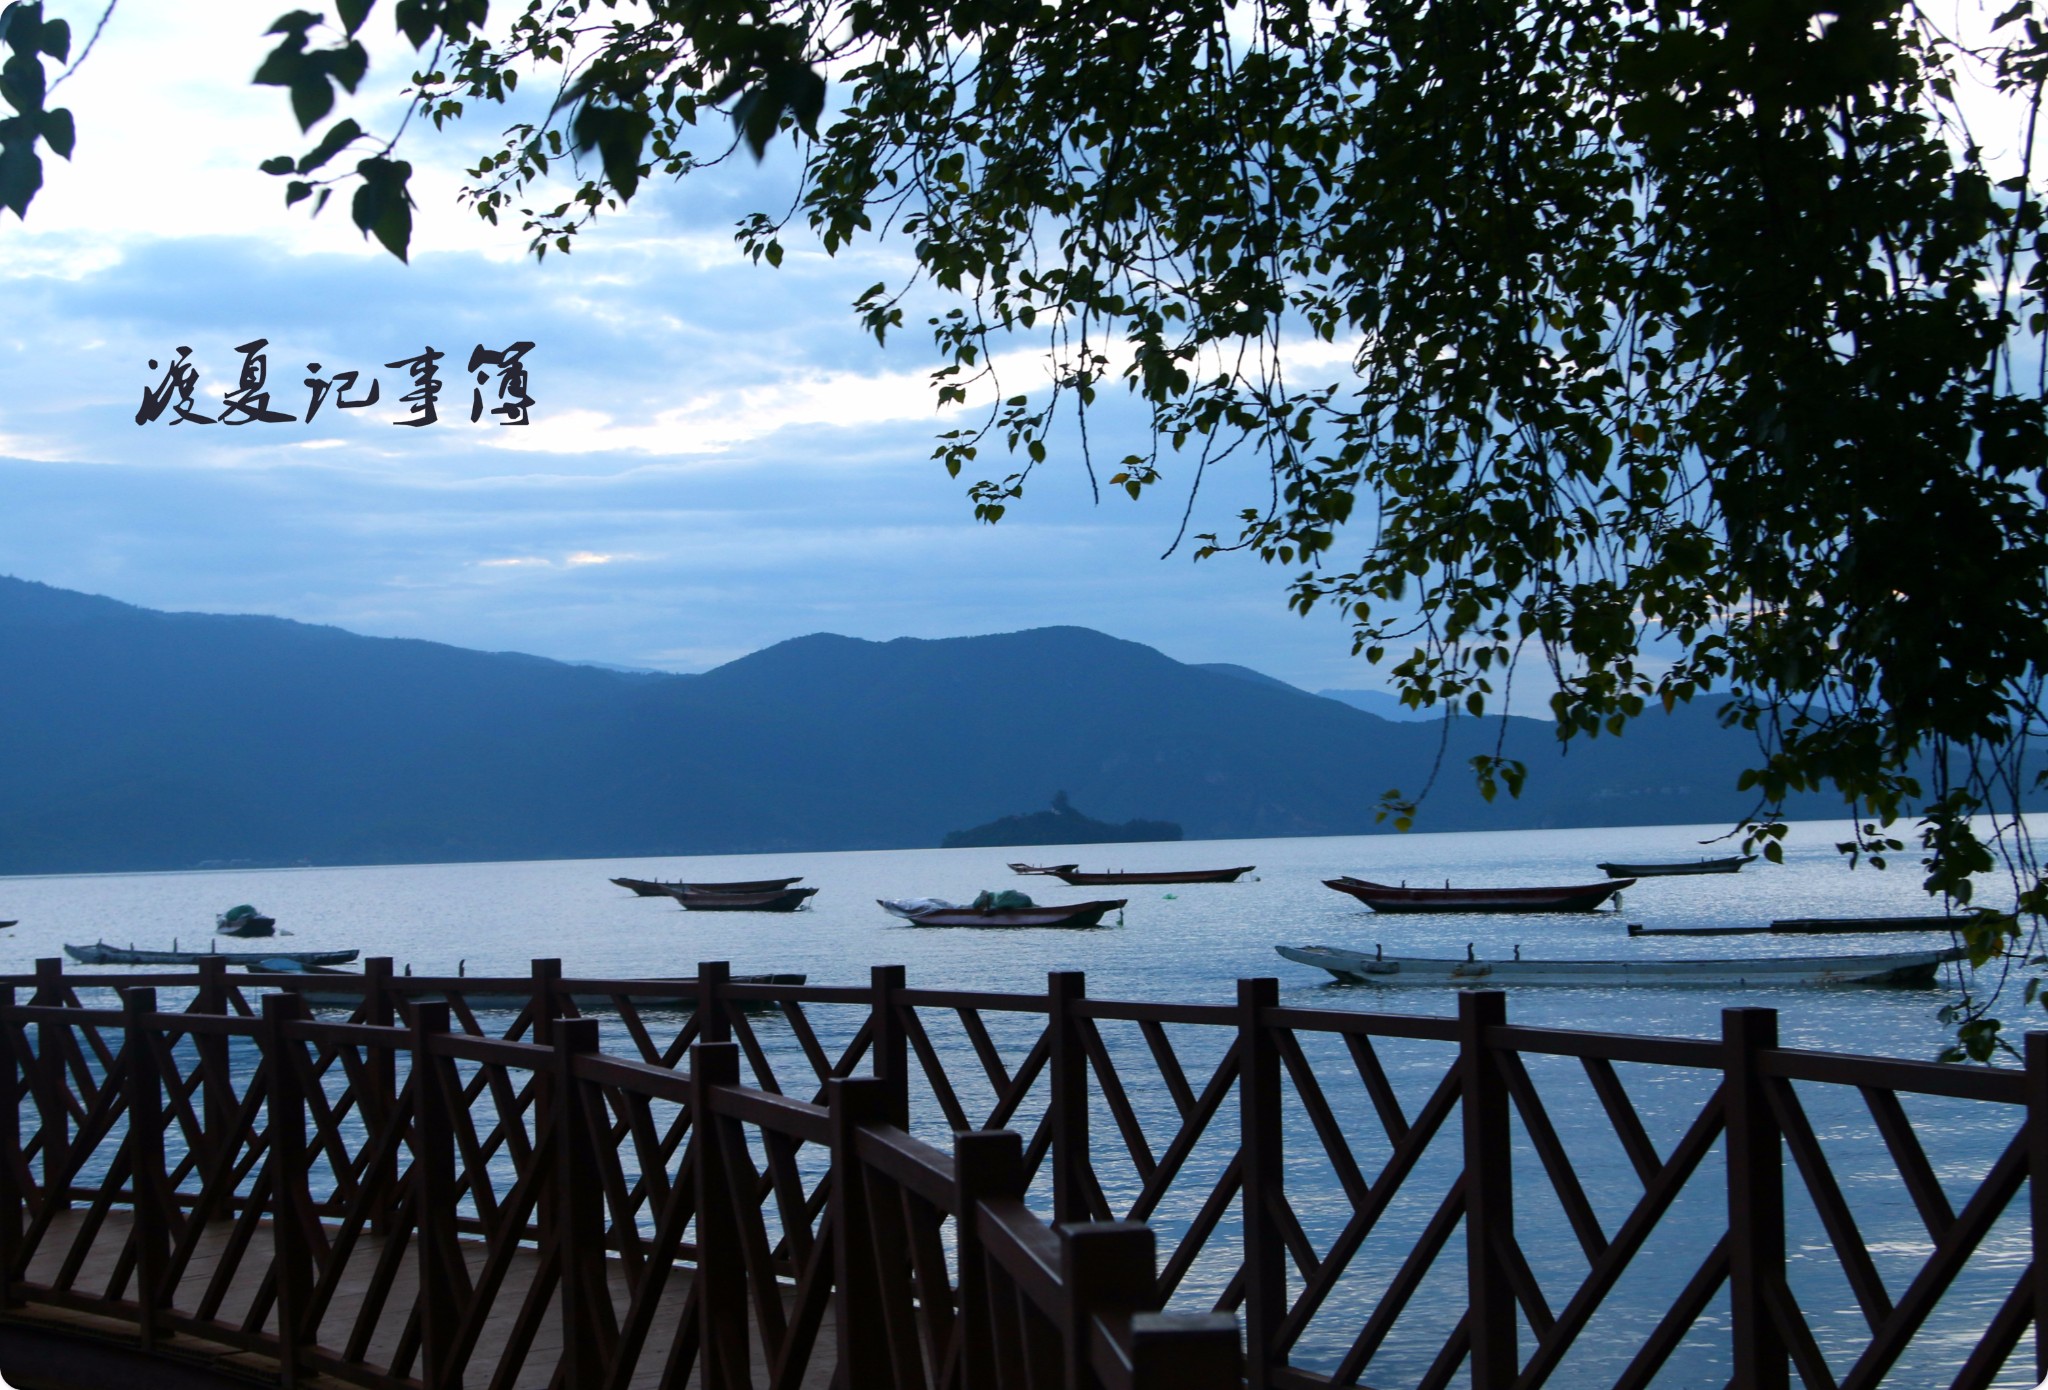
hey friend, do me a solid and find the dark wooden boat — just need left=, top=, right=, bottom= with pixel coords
left=1324, top=876, right=1632, bottom=914
left=1009, top=863, right=1080, bottom=876
left=66, top=942, right=361, bottom=967
left=614, top=875, right=805, bottom=896
left=883, top=898, right=1126, bottom=929
left=1596, top=855, right=1755, bottom=878
left=1628, top=915, right=1970, bottom=938
left=1043, top=865, right=1254, bottom=885
left=1278, top=943, right=1964, bottom=987
left=672, top=885, right=818, bottom=912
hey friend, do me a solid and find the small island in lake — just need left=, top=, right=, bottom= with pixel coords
left=941, top=791, right=1183, bottom=849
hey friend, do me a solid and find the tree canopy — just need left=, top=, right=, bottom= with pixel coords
left=8, top=0, right=2048, bottom=1053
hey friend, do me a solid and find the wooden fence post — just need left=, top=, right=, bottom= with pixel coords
left=530, top=957, right=563, bottom=1046
left=1460, top=990, right=1516, bottom=1390
left=193, top=957, right=233, bottom=1170
left=0, top=984, right=18, bottom=1307
left=1122, top=1312, right=1245, bottom=1390
left=872, top=965, right=909, bottom=1125
left=410, top=1000, right=462, bottom=1390
left=557, top=1016, right=616, bottom=1386
left=122, top=987, right=168, bottom=1349
left=697, top=960, right=731, bottom=1046
left=1049, top=971, right=1090, bottom=1223
left=1725, top=1006, right=1788, bottom=1390
left=694, top=1040, right=748, bottom=1389
left=829, top=1076, right=896, bottom=1387
left=1238, top=976, right=1284, bottom=1389
left=261, top=991, right=313, bottom=1386
left=1059, top=1221, right=1157, bottom=1390
left=954, top=1127, right=1025, bottom=1390
left=363, top=956, right=397, bottom=1236
left=32, top=959, right=68, bottom=1212
left=2031, top=1031, right=2048, bottom=1383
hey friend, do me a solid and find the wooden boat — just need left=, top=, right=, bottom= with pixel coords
left=1009, top=863, right=1080, bottom=876
left=1323, top=876, right=1632, bottom=914
left=254, top=965, right=807, bottom=1010
left=672, top=885, right=818, bottom=912
left=0, top=921, right=14, bottom=929
left=216, top=905, right=276, bottom=938
left=1596, top=856, right=1755, bottom=878
left=613, top=875, right=806, bottom=896
left=65, top=942, right=362, bottom=967
left=881, top=898, right=1127, bottom=929
left=1628, top=916, right=1966, bottom=938
left=1276, top=942, right=1966, bottom=987
left=1042, top=865, right=1254, bottom=885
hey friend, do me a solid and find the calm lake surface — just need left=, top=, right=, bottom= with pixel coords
left=4, top=818, right=2036, bottom=1386
left=0, top=816, right=2008, bottom=1050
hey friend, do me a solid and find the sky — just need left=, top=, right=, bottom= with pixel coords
left=0, top=1, right=1399, bottom=690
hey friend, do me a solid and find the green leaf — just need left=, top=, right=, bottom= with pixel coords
left=285, top=179, right=313, bottom=206
left=350, top=155, right=413, bottom=260
left=260, top=154, right=297, bottom=175
left=297, top=116, right=362, bottom=173
left=36, top=16, right=65, bottom=63
left=35, top=102, right=68, bottom=158
left=335, top=0, right=374, bottom=36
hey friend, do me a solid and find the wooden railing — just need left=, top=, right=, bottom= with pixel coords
left=2, top=954, right=2043, bottom=1387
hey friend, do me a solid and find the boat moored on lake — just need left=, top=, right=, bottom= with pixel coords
left=1323, top=876, right=1632, bottom=913
left=881, top=897, right=1126, bottom=929
left=670, top=885, right=818, bottom=912
left=1277, top=942, right=1966, bottom=987
left=613, top=875, right=806, bottom=896
left=1036, top=865, right=1254, bottom=885
left=65, top=942, right=361, bottom=967
left=1008, top=863, right=1079, bottom=876
left=1596, top=855, right=1756, bottom=878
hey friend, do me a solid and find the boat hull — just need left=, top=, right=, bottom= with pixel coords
left=672, top=886, right=818, bottom=912
left=216, top=916, right=277, bottom=938
left=65, top=943, right=361, bottom=967
left=1008, top=863, right=1080, bottom=876
left=1048, top=866, right=1254, bottom=885
left=885, top=898, right=1126, bottom=929
left=1324, top=877, right=1631, bottom=913
left=615, top=876, right=805, bottom=896
left=1628, top=917, right=1966, bottom=938
left=1596, top=857, right=1755, bottom=878
left=1277, top=943, right=1965, bottom=987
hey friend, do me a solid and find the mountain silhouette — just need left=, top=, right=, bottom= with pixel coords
left=0, top=575, right=1890, bottom=873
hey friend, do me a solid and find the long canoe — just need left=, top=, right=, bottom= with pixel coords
left=1596, top=856, right=1755, bottom=878
left=1277, top=943, right=1965, bottom=987
left=1008, top=863, right=1080, bottom=876
left=1627, top=917, right=1966, bottom=938
left=1324, top=876, right=1632, bottom=914
left=882, top=898, right=1126, bottom=929
left=1043, top=865, right=1254, bottom=886
left=613, top=875, right=805, bottom=896
left=253, top=967, right=806, bottom=1010
left=672, top=886, right=818, bottom=912
left=65, top=942, right=362, bottom=967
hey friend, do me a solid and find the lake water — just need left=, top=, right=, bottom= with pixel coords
left=3, top=818, right=2037, bottom=1386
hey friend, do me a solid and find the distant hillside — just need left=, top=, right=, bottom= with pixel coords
left=0, top=575, right=1917, bottom=874
left=942, top=793, right=1182, bottom=849
left=1318, top=688, right=1437, bottom=721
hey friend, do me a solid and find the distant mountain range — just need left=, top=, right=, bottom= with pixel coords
left=0, top=575, right=1925, bottom=874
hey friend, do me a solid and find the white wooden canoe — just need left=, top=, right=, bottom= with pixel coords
left=1276, top=943, right=1966, bottom=987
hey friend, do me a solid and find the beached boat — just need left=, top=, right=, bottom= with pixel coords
left=216, top=905, right=276, bottom=938
left=612, top=875, right=805, bottom=897
left=1276, top=942, right=1965, bottom=987
left=671, top=885, right=818, bottom=912
left=881, top=898, right=1126, bottom=929
left=1323, top=876, right=1632, bottom=914
left=1596, top=856, right=1756, bottom=878
left=1009, top=863, right=1080, bottom=876
left=1627, top=916, right=1965, bottom=938
left=1041, top=865, right=1254, bottom=885
left=65, top=942, right=362, bottom=967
